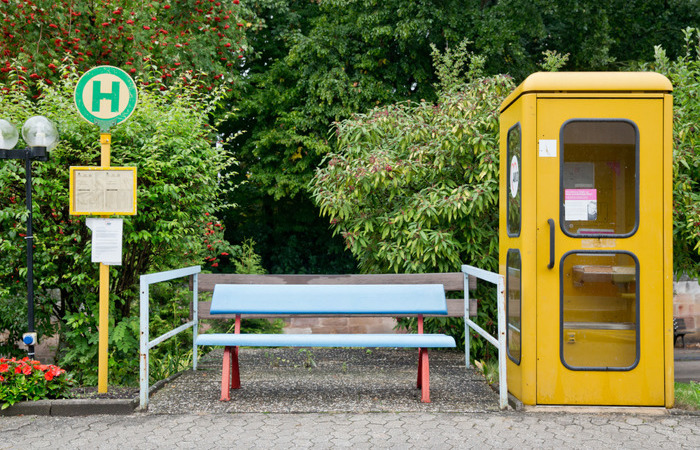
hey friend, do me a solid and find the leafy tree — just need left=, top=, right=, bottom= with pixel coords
left=310, top=44, right=512, bottom=274
left=638, top=28, right=700, bottom=278
left=0, top=64, right=238, bottom=380
left=0, top=0, right=258, bottom=91
left=223, top=0, right=700, bottom=275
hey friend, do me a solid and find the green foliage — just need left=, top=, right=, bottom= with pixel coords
left=539, top=50, right=570, bottom=72
left=675, top=381, right=700, bottom=410
left=223, top=193, right=357, bottom=274
left=223, top=0, right=700, bottom=276
left=233, top=239, right=267, bottom=275
left=0, top=357, right=74, bottom=409
left=473, top=358, right=499, bottom=386
left=637, top=28, right=700, bottom=277
left=0, top=0, right=258, bottom=92
left=0, top=63, right=239, bottom=383
left=311, top=47, right=512, bottom=274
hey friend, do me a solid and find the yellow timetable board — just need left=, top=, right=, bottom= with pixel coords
left=69, top=166, right=137, bottom=215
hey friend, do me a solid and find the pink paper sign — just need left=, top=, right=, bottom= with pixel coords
left=565, top=189, right=597, bottom=221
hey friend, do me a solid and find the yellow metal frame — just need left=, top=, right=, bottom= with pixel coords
left=499, top=72, right=673, bottom=407
left=69, top=166, right=137, bottom=216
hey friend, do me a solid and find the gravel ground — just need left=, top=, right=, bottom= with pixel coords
left=146, top=347, right=500, bottom=414
left=69, top=386, right=139, bottom=400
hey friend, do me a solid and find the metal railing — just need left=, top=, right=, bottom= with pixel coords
left=462, top=264, right=507, bottom=410
left=139, top=265, right=201, bottom=410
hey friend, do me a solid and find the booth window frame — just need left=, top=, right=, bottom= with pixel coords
left=558, top=118, right=640, bottom=238
left=558, top=249, right=641, bottom=372
left=507, top=122, right=522, bottom=237
left=506, top=248, right=522, bottom=365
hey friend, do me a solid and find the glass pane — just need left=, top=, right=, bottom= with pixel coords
left=561, top=252, right=638, bottom=370
left=507, top=249, right=522, bottom=364
left=507, top=124, right=521, bottom=236
left=561, top=120, right=637, bottom=236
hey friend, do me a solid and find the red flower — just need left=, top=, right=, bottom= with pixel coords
left=221, top=252, right=229, bottom=256
left=143, top=25, right=151, bottom=30
left=22, top=365, right=32, bottom=375
left=0, top=363, right=8, bottom=373
left=48, top=63, right=57, bottom=70
left=45, top=372, right=54, bottom=381
left=211, top=263, right=218, bottom=267
left=233, top=0, right=239, bottom=3
left=0, top=375, right=4, bottom=382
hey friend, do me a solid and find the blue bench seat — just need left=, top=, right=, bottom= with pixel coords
left=196, top=333, right=456, bottom=348
left=196, top=283, right=457, bottom=403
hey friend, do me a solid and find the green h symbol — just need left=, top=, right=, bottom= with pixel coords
left=91, top=80, right=120, bottom=113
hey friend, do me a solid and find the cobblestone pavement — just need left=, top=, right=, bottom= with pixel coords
left=2, top=411, right=699, bottom=449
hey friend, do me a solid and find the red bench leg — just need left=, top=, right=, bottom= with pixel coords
left=232, top=346, right=241, bottom=389
left=221, top=346, right=232, bottom=401
left=417, top=348, right=431, bottom=403
left=221, top=345, right=241, bottom=401
left=221, top=314, right=243, bottom=402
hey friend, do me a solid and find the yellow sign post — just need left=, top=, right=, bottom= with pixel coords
left=73, top=66, right=138, bottom=393
left=99, top=133, right=110, bottom=393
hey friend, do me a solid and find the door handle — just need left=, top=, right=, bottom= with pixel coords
left=547, top=218, right=555, bottom=269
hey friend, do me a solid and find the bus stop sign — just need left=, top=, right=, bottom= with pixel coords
left=74, top=66, right=138, bottom=132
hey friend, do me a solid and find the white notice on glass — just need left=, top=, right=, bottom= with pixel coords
left=564, top=189, right=597, bottom=221
left=86, top=218, right=123, bottom=265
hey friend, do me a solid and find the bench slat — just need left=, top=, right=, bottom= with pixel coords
left=194, top=298, right=466, bottom=320
left=211, top=284, right=448, bottom=315
left=196, top=333, right=456, bottom=348
left=195, top=272, right=474, bottom=292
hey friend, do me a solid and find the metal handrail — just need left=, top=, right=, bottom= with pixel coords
left=139, top=265, right=201, bottom=410
left=462, top=264, right=507, bottom=410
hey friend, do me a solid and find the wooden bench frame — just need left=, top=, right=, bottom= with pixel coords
left=191, top=273, right=476, bottom=403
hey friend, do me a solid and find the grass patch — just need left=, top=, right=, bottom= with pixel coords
left=675, top=381, right=700, bottom=410
left=473, top=359, right=499, bottom=385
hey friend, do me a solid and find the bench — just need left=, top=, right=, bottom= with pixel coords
left=674, top=317, right=697, bottom=348
left=194, top=281, right=464, bottom=403
left=191, top=273, right=475, bottom=320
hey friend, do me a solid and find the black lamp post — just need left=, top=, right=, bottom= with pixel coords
left=0, top=117, right=59, bottom=359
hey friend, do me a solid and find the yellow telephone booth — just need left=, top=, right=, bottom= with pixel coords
left=499, top=72, right=674, bottom=407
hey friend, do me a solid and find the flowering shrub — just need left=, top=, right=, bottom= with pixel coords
left=0, top=357, right=74, bottom=409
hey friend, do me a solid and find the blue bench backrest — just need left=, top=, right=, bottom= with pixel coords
left=210, top=284, right=448, bottom=315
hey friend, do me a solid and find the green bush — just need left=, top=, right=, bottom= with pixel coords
left=0, top=63, right=240, bottom=384
left=310, top=44, right=511, bottom=275
left=637, top=28, right=700, bottom=278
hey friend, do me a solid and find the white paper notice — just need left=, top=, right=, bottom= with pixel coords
left=564, top=189, right=597, bottom=221
left=86, top=218, right=123, bottom=265
left=539, top=139, right=557, bottom=157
